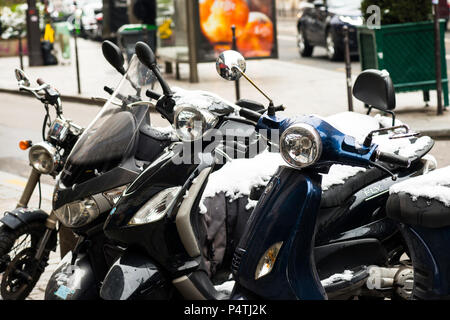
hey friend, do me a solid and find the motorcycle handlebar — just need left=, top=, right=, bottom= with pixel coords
left=146, top=89, right=161, bottom=100
left=239, top=107, right=262, bottom=123
left=376, top=150, right=411, bottom=168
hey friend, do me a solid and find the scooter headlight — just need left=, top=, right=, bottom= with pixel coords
left=54, top=197, right=100, bottom=228
left=28, top=142, right=59, bottom=174
left=173, top=105, right=218, bottom=142
left=280, top=123, right=322, bottom=169
left=128, top=186, right=181, bottom=225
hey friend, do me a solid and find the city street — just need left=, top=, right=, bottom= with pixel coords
left=1, top=12, right=450, bottom=301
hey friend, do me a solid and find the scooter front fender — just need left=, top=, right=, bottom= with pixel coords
left=0, top=207, right=49, bottom=230
left=100, top=249, right=171, bottom=300
left=234, top=166, right=325, bottom=300
left=45, top=251, right=98, bottom=300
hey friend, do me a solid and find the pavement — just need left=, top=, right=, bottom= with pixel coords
left=1, top=33, right=450, bottom=138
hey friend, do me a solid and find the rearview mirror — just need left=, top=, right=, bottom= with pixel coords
left=102, top=40, right=126, bottom=75
left=353, top=69, right=396, bottom=111
left=14, top=68, right=30, bottom=87
left=135, top=41, right=157, bottom=69
left=216, top=50, right=246, bottom=81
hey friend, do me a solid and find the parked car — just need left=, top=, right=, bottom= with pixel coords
left=296, top=0, right=363, bottom=61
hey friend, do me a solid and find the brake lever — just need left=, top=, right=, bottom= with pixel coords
left=369, top=160, right=397, bottom=181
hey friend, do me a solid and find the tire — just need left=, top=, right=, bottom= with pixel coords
left=297, top=27, right=314, bottom=57
left=326, top=30, right=342, bottom=61
left=0, top=222, right=56, bottom=300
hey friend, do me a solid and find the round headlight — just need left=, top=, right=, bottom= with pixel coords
left=54, top=197, right=100, bottom=228
left=280, top=123, right=322, bottom=169
left=29, top=142, right=58, bottom=174
left=173, top=105, right=218, bottom=142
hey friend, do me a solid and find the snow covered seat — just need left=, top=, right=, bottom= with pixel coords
left=387, top=166, right=450, bottom=228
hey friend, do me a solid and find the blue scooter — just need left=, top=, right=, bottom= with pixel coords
left=386, top=166, right=450, bottom=300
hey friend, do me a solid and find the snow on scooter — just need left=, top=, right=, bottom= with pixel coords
left=98, top=44, right=435, bottom=300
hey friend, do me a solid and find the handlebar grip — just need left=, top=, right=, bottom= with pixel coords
left=104, top=86, right=114, bottom=95
left=377, top=151, right=411, bottom=168
left=239, top=108, right=262, bottom=122
left=146, top=89, right=161, bottom=100
left=36, top=78, right=46, bottom=86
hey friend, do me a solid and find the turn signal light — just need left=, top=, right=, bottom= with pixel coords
left=19, top=140, right=32, bottom=150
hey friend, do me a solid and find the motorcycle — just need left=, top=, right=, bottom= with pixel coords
left=0, top=69, right=83, bottom=300
left=41, top=40, right=176, bottom=300
left=98, top=44, right=434, bottom=300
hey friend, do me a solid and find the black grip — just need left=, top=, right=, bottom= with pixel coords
left=36, top=78, right=46, bottom=85
left=378, top=151, right=411, bottom=167
left=239, top=108, right=261, bottom=122
left=146, top=89, right=161, bottom=100
left=104, top=86, right=114, bottom=95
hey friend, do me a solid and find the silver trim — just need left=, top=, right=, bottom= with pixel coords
left=176, top=167, right=211, bottom=257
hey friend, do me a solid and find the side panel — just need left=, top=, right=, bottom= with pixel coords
left=45, top=252, right=98, bottom=300
left=100, top=249, right=171, bottom=300
left=398, top=224, right=450, bottom=300
left=234, top=166, right=325, bottom=300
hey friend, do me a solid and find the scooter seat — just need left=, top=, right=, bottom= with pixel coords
left=386, top=166, right=450, bottom=228
left=321, top=136, right=434, bottom=208
left=321, top=167, right=388, bottom=208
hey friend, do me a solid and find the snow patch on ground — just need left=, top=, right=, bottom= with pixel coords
left=214, top=280, right=236, bottom=295
left=321, top=270, right=354, bottom=287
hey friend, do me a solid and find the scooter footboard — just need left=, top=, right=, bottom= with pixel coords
left=398, top=223, right=450, bottom=300
left=100, top=249, right=171, bottom=300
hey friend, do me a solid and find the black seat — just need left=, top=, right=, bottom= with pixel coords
left=321, top=136, right=434, bottom=208
left=321, top=167, right=388, bottom=208
left=387, top=190, right=450, bottom=229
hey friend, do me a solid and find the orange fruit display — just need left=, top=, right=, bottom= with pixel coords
left=237, top=12, right=274, bottom=57
left=199, top=0, right=250, bottom=45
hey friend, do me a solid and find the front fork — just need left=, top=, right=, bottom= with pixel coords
left=35, top=211, right=58, bottom=261
left=14, top=168, right=58, bottom=260
left=16, top=168, right=41, bottom=209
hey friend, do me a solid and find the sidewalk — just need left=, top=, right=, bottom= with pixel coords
left=0, top=170, right=59, bottom=300
left=1, top=37, right=450, bottom=137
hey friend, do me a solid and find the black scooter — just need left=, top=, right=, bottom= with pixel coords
left=43, top=41, right=269, bottom=300
left=98, top=44, right=435, bottom=300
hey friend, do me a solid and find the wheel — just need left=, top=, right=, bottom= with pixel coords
left=326, top=31, right=342, bottom=61
left=0, top=222, right=56, bottom=300
left=297, top=27, right=314, bottom=57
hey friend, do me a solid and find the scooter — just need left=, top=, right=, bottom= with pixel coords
left=98, top=44, right=433, bottom=300
left=386, top=165, right=450, bottom=300
left=0, top=69, right=83, bottom=300
left=43, top=41, right=270, bottom=300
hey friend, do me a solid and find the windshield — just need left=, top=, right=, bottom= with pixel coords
left=171, top=87, right=237, bottom=116
left=60, top=55, right=155, bottom=187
